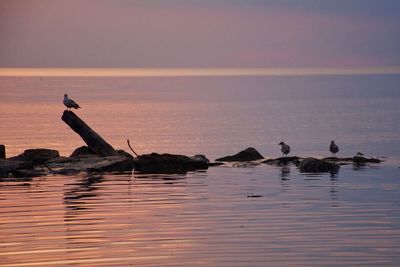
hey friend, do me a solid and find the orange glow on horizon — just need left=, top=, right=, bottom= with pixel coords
left=1, top=66, right=400, bottom=77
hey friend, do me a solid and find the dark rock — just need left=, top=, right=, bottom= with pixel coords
left=87, top=156, right=133, bottom=173
left=215, top=147, right=264, bottom=162
left=298, top=157, right=340, bottom=173
left=353, top=156, right=381, bottom=164
left=45, top=155, right=133, bottom=173
left=134, top=153, right=209, bottom=174
left=0, top=145, right=5, bottom=159
left=322, top=157, right=353, bottom=162
left=0, top=159, right=34, bottom=178
left=262, top=156, right=300, bottom=166
left=191, top=154, right=210, bottom=163
left=70, top=146, right=96, bottom=157
left=10, top=149, right=60, bottom=165
left=208, top=162, right=225, bottom=167
left=115, top=150, right=134, bottom=160
left=232, top=161, right=260, bottom=168
left=9, top=169, right=45, bottom=178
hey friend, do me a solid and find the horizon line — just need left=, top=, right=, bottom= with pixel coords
left=1, top=66, right=400, bottom=77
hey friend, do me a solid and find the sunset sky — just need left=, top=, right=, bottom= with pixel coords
left=1, top=0, right=400, bottom=69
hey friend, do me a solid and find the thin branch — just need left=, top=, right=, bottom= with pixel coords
left=127, top=139, right=140, bottom=157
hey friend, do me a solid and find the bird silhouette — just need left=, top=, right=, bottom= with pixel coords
left=329, top=140, right=339, bottom=157
left=278, top=142, right=290, bottom=157
left=63, top=94, right=81, bottom=110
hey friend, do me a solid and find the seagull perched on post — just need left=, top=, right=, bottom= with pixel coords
left=63, top=93, right=81, bottom=110
left=329, top=140, right=339, bottom=157
left=278, top=142, right=290, bottom=157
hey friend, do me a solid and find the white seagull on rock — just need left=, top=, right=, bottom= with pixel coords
left=63, top=93, right=81, bottom=110
left=278, top=142, right=290, bottom=157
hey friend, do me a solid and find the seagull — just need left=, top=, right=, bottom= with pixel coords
left=278, top=142, right=290, bottom=157
left=63, top=93, right=81, bottom=110
left=329, top=140, right=339, bottom=157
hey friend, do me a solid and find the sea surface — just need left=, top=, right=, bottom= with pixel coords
left=1, top=74, right=400, bottom=266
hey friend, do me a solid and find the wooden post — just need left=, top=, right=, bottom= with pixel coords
left=62, top=111, right=116, bottom=157
left=0, top=145, right=5, bottom=159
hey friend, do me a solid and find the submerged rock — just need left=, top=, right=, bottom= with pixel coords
left=262, top=156, right=300, bottom=166
left=134, top=153, right=209, bottom=174
left=10, top=149, right=60, bottom=165
left=352, top=156, right=381, bottom=164
left=298, top=157, right=340, bottom=173
left=322, top=157, right=353, bottom=162
left=115, top=150, right=134, bottom=159
left=46, top=155, right=133, bottom=173
left=0, top=159, right=35, bottom=178
left=215, top=147, right=264, bottom=162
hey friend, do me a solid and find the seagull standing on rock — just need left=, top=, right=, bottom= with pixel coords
left=329, top=140, right=339, bottom=157
left=63, top=93, right=81, bottom=111
left=278, top=142, right=290, bottom=157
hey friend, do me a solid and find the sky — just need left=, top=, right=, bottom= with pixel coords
left=1, top=0, right=400, bottom=68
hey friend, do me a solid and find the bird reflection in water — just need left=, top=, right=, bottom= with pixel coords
left=280, top=165, right=291, bottom=180
left=279, top=166, right=291, bottom=194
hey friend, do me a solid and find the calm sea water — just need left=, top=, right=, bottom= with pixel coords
left=1, top=75, right=400, bottom=266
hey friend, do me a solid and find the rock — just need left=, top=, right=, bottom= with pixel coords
left=215, top=147, right=264, bottom=162
left=322, top=157, right=353, bottom=162
left=298, top=157, right=340, bottom=173
left=115, top=150, right=134, bottom=160
left=0, top=159, right=34, bottom=178
left=0, top=145, right=5, bottom=159
left=10, top=149, right=60, bottom=165
left=70, top=146, right=96, bottom=157
left=232, top=161, right=260, bottom=168
left=134, top=153, right=209, bottom=174
left=353, top=156, right=381, bottom=164
left=45, top=155, right=133, bottom=173
left=8, top=169, right=45, bottom=178
left=191, top=154, right=210, bottom=163
left=208, top=162, right=224, bottom=167
left=262, top=156, right=300, bottom=166
left=88, top=156, right=133, bottom=172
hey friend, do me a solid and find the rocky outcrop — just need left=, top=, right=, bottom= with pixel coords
left=215, top=147, right=264, bottom=162
left=322, top=157, right=353, bottom=162
left=352, top=156, right=381, bottom=164
left=0, top=159, right=36, bottom=178
left=45, top=155, right=134, bottom=173
left=262, top=156, right=300, bottom=166
left=70, top=146, right=96, bottom=157
left=134, top=153, right=209, bottom=173
left=298, top=157, right=340, bottom=173
left=10, top=149, right=60, bottom=165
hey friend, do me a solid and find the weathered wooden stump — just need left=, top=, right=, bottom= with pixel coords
left=62, top=111, right=116, bottom=157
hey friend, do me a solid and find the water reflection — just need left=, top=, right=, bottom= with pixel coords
left=280, top=165, right=291, bottom=179
left=64, top=174, right=104, bottom=213
left=1, top=166, right=400, bottom=266
left=133, top=172, right=187, bottom=184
